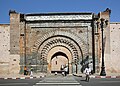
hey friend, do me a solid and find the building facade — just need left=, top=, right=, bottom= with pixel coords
left=0, top=8, right=120, bottom=75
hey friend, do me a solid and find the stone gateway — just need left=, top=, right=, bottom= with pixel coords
left=0, top=8, right=120, bottom=75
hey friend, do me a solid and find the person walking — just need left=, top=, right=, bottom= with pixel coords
left=84, top=66, right=91, bottom=82
left=61, top=65, right=65, bottom=76
left=64, top=66, right=68, bottom=76
left=30, top=67, right=33, bottom=77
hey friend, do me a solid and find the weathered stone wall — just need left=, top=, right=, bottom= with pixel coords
left=0, top=24, right=20, bottom=74
left=10, top=11, right=20, bottom=54
left=9, top=55, right=20, bottom=74
left=0, top=24, right=10, bottom=74
left=107, top=22, right=120, bottom=73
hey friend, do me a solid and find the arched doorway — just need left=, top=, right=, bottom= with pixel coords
left=35, top=31, right=85, bottom=74
left=47, top=46, right=72, bottom=74
left=51, top=52, right=69, bottom=73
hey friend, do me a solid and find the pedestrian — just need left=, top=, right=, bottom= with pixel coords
left=64, top=66, right=68, bottom=76
left=55, top=72, right=57, bottom=75
left=61, top=65, right=65, bottom=76
left=30, top=67, right=33, bottom=77
left=84, top=66, right=91, bottom=82
left=61, top=65, right=64, bottom=71
left=24, top=66, right=28, bottom=75
left=62, top=71, right=65, bottom=76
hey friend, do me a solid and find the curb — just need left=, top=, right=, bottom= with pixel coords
left=92, top=75, right=120, bottom=79
left=73, top=74, right=120, bottom=79
left=0, top=75, right=45, bottom=80
left=1, top=75, right=120, bottom=79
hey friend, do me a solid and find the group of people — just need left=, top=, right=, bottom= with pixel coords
left=61, top=65, right=92, bottom=82
left=24, top=65, right=91, bottom=82
left=60, top=64, right=92, bottom=81
left=24, top=66, right=33, bottom=77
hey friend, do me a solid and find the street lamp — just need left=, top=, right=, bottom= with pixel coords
left=100, top=18, right=108, bottom=76
left=24, top=20, right=27, bottom=75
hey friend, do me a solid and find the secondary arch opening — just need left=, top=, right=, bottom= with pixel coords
left=50, top=52, right=69, bottom=74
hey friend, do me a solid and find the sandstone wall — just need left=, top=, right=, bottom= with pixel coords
left=107, top=23, right=120, bottom=73
left=0, top=24, right=20, bottom=74
left=0, top=25, right=10, bottom=74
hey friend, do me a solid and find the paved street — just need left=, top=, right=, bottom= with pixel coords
left=0, top=78, right=43, bottom=86
left=0, top=75, right=120, bottom=86
left=75, top=76, right=120, bottom=86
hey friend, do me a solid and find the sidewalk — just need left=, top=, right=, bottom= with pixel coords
left=0, top=72, right=120, bottom=79
left=73, top=73, right=120, bottom=78
left=0, top=73, right=46, bottom=79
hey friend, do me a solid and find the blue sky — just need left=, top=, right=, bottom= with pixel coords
left=0, top=0, right=120, bottom=23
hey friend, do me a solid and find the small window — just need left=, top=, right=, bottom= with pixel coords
left=55, top=61, right=57, bottom=65
left=13, top=59, right=16, bottom=61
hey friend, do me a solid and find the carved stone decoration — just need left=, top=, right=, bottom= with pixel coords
left=25, top=14, right=92, bottom=21
left=27, top=22, right=91, bottom=28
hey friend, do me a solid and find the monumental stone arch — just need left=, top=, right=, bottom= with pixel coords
left=33, top=30, right=88, bottom=74
left=0, top=9, right=114, bottom=75
left=11, top=12, right=97, bottom=74
left=1, top=8, right=118, bottom=75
